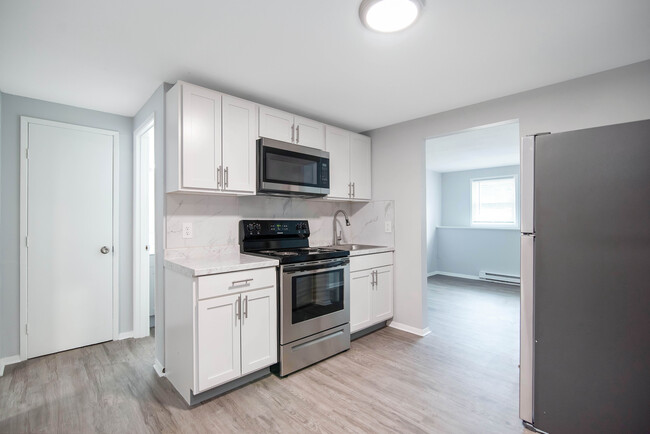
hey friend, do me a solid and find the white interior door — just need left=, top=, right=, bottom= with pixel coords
left=25, top=119, right=115, bottom=359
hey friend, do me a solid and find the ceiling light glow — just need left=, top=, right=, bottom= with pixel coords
left=360, top=0, right=423, bottom=33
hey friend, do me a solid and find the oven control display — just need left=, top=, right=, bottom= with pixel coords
left=268, top=223, right=289, bottom=232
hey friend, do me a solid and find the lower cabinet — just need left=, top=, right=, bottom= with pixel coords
left=350, top=252, right=394, bottom=334
left=165, top=266, right=277, bottom=405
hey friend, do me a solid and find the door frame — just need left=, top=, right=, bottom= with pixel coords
left=133, top=114, right=155, bottom=339
left=19, top=116, right=120, bottom=361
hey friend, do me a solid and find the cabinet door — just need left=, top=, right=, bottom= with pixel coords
left=181, top=84, right=222, bottom=190
left=325, top=126, right=351, bottom=199
left=259, top=106, right=294, bottom=143
left=241, top=287, right=277, bottom=375
left=372, top=266, right=394, bottom=323
left=294, top=116, right=325, bottom=150
left=196, top=294, right=241, bottom=392
left=350, top=270, right=373, bottom=333
left=222, top=95, right=256, bottom=194
left=349, top=133, right=372, bottom=200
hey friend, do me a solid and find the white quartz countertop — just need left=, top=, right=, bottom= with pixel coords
left=347, top=246, right=394, bottom=257
left=164, top=253, right=279, bottom=277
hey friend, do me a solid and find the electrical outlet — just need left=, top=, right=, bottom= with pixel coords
left=385, top=221, right=392, bottom=233
left=182, top=222, right=193, bottom=239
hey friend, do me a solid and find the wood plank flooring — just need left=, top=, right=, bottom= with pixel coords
left=1, top=276, right=528, bottom=433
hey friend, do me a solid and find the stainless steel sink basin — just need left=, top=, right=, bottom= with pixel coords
left=328, top=244, right=383, bottom=251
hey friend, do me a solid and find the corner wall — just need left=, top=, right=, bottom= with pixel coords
left=367, top=60, right=650, bottom=333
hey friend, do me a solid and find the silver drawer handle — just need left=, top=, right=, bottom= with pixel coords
left=231, top=278, right=253, bottom=287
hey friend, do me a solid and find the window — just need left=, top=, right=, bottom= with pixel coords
left=471, top=176, right=517, bottom=226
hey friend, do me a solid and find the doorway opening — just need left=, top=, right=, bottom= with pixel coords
left=133, top=116, right=156, bottom=339
left=424, top=119, right=522, bottom=426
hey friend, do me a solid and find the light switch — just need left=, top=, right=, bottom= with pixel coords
left=182, top=222, right=193, bottom=239
left=385, top=221, right=392, bottom=233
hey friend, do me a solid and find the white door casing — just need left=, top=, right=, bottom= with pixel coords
left=20, top=117, right=119, bottom=360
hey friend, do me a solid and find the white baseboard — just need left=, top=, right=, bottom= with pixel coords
left=428, top=271, right=481, bottom=281
left=388, top=321, right=431, bottom=337
left=153, top=359, right=165, bottom=377
left=117, top=331, right=134, bottom=340
left=0, top=355, right=22, bottom=377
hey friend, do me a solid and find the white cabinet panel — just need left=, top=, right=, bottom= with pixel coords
left=196, top=294, right=241, bottom=392
left=350, top=271, right=373, bottom=333
left=181, top=84, right=222, bottom=190
left=325, top=126, right=351, bottom=199
left=373, top=266, right=394, bottom=322
left=350, top=133, right=372, bottom=200
left=222, top=95, right=256, bottom=193
left=295, top=116, right=325, bottom=150
left=259, top=106, right=294, bottom=143
left=241, top=287, right=277, bottom=375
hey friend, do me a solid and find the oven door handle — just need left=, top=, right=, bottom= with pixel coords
left=283, top=259, right=349, bottom=274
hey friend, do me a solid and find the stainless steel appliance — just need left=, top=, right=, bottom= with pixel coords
left=257, top=137, right=330, bottom=197
left=240, top=219, right=350, bottom=376
left=519, top=120, right=650, bottom=433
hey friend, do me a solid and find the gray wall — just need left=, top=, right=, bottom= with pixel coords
left=441, top=165, right=519, bottom=226
left=425, top=170, right=441, bottom=274
left=0, top=93, right=133, bottom=358
left=133, top=83, right=169, bottom=367
left=367, top=60, right=650, bottom=332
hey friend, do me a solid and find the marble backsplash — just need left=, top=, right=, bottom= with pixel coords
left=165, top=194, right=394, bottom=256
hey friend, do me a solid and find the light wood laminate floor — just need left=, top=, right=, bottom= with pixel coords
left=1, top=276, right=528, bottom=433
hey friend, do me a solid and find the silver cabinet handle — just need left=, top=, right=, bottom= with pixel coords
left=348, top=183, right=352, bottom=198
left=243, top=295, right=248, bottom=319
left=224, top=166, right=229, bottom=188
left=100, top=246, right=110, bottom=254
left=291, top=124, right=295, bottom=143
left=217, top=166, right=223, bottom=188
left=232, top=278, right=253, bottom=287
left=235, top=295, right=241, bottom=320
left=352, top=182, right=356, bottom=198
left=296, top=125, right=300, bottom=143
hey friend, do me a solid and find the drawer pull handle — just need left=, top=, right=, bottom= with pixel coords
left=231, top=278, right=253, bottom=287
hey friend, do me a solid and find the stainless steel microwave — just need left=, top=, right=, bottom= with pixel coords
left=257, top=137, right=330, bottom=197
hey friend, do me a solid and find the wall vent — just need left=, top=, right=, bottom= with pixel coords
left=479, top=271, right=520, bottom=285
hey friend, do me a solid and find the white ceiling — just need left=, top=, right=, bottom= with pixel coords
left=1, top=0, right=649, bottom=132
left=426, top=121, right=520, bottom=172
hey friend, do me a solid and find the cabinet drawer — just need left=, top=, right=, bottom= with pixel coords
left=198, top=267, right=276, bottom=300
left=350, top=252, right=393, bottom=272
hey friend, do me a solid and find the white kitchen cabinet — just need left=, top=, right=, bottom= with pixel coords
left=164, top=266, right=277, bottom=405
left=325, top=126, right=372, bottom=201
left=349, top=252, right=394, bottom=334
left=259, top=105, right=325, bottom=150
left=166, top=81, right=256, bottom=195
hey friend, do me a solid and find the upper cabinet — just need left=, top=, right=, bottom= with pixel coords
left=166, top=81, right=256, bottom=195
left=325, top=126, right=372, bottom=201
left=259, top=106, right=325, bottom=150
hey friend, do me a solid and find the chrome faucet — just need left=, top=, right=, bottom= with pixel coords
left=333, top=209, right=351, bottom=245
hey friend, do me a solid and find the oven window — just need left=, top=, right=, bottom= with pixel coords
left=292, top=269, right=344, bottom=324
left=264, top=148, right=319, bottom=186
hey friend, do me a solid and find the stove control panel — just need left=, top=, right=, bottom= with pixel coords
left=241, top=220, right=310, bottom=237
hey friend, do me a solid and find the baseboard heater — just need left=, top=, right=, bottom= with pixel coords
left=479, top=271, right=520, bottom=285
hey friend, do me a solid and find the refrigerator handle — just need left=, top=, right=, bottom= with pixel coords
left=520, top=234, right=535, bottom=424
left=521, top=135, right=535, bottom=234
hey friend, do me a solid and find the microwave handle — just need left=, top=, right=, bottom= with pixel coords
left=291, top=125, right=295, bottom=143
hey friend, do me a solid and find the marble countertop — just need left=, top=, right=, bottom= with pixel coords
left=164, top=253, right=279, bottom=277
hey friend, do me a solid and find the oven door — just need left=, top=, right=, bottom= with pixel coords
left=258, top=138, right=330, bottom=196
left=280, top=258, right=350, bottom=345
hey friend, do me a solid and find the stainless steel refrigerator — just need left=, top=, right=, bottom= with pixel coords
left=519, top=119, right=650, bottom=433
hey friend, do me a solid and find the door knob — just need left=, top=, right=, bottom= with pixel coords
left=100, top=246, right=110, bottom=254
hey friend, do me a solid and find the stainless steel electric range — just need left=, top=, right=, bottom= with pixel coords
left=240, top=219, right=350, bottom=376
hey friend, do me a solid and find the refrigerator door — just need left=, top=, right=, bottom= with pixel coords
left=520, top=135, right=535, bottom=234
left=533, top=119, right=650, bottom=433
left=519, top=234, right=535, bottom=424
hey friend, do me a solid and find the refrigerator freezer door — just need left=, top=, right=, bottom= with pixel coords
left=519, top=234, right=534, bottom=424
left=520, top=135, right=535, bottom=234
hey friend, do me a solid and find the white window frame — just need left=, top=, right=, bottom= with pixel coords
left=470, top=175, right=519, bottom=229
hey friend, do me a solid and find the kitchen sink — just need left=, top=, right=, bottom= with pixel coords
left=328, top=243, right=383, bottom=251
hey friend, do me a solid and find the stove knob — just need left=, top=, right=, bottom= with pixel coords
left=301, top=223, right=308, bottom=230
left=247, top=223, right=254, bottom=232
left=296, top=223, right=301, bottom=230
left=255, top=223, right=262, bottom=231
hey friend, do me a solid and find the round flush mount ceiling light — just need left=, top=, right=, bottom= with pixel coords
left=359, top=0, right=424, bottom=33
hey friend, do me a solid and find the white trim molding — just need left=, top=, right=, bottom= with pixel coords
left=19, top=116, right=120, bottom=361
left=117, top=331, right=134, bottom=340
left=153, top=359, right=166, bottom=377
left=388, top=321, right=431, bottom=337
left=428, top=271, right=481, bottom=281
left=0, top=355, right=22, bottom=377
